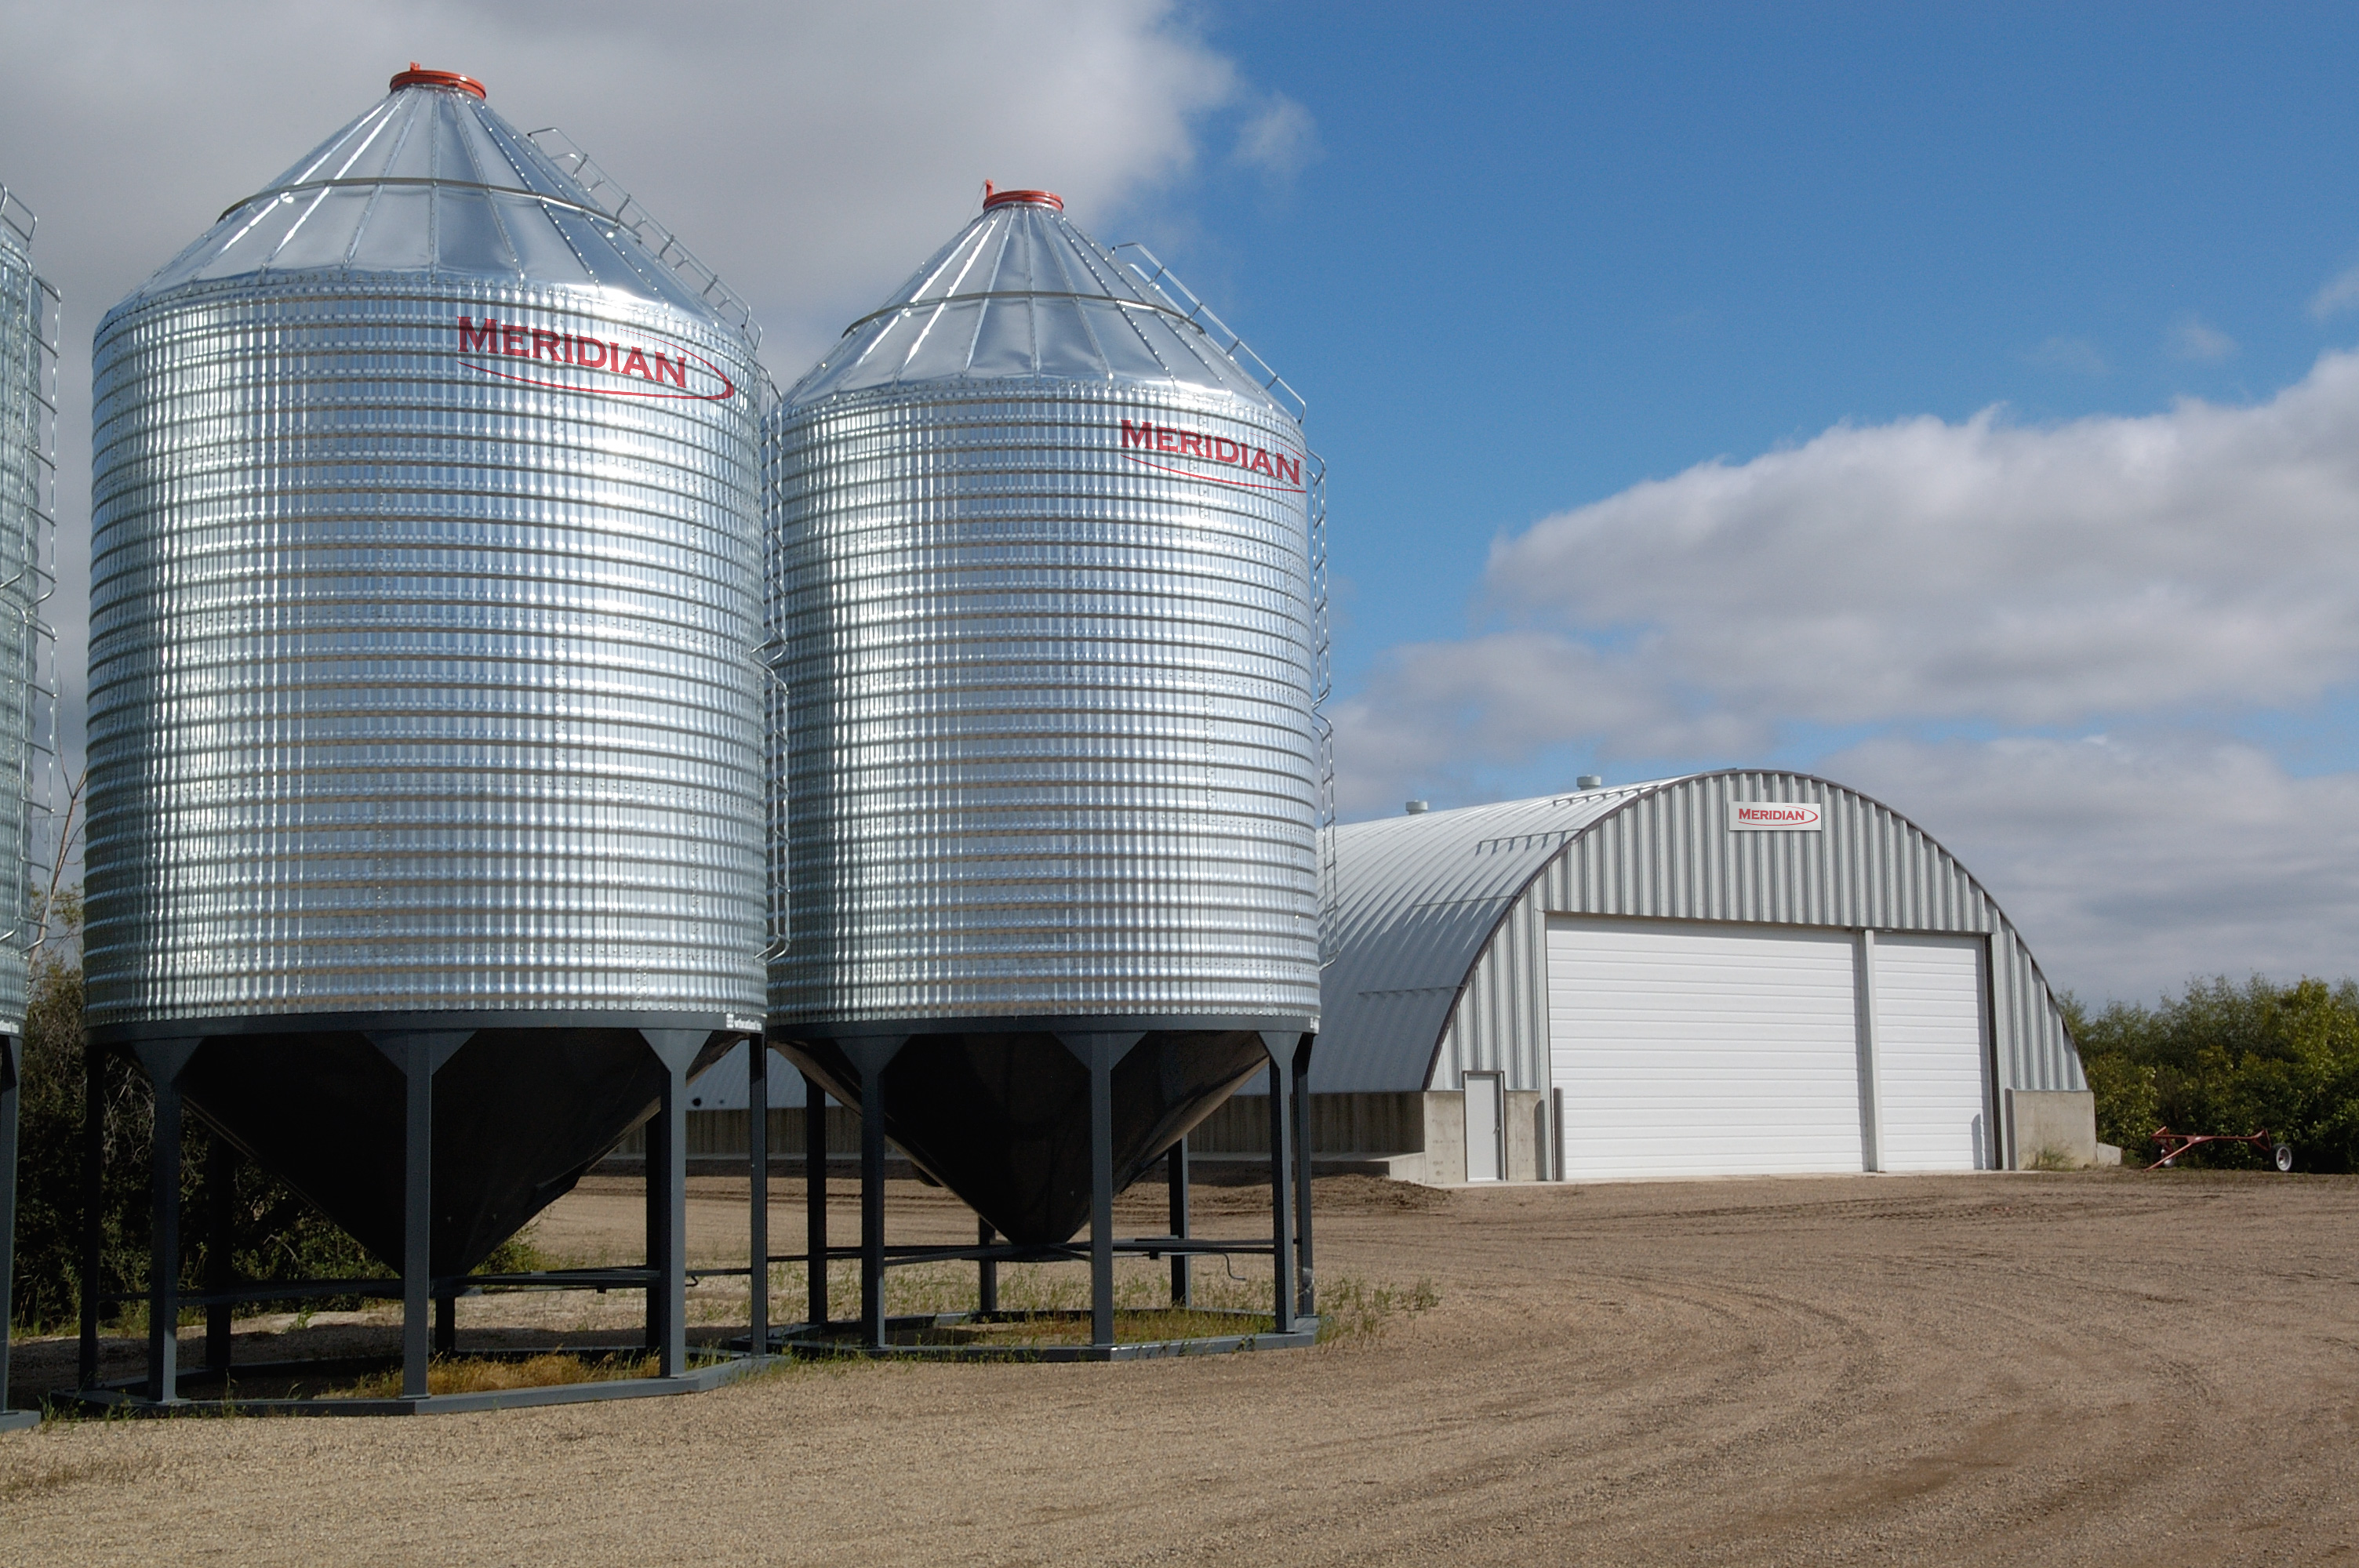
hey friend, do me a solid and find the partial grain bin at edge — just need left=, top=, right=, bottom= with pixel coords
left=83, top=66, right=767, bottom=1276
left=0, top=187, right=53, bottom=1040
left=765, top=188, right=1322, bottom=1244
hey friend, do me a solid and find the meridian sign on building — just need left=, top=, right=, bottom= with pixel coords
left=1729, top=801, right=1823, bottom=832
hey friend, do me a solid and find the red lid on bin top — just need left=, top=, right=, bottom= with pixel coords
left=390, top=63, right=487, bottom=100
left=982, top=182, right=1063, bottom=212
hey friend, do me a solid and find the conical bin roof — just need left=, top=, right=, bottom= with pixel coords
left=119, top=64, right=753, bottom=340
left=787, top=189, right=1285, bottom=408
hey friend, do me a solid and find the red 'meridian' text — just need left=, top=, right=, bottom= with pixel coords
left=1119, top=418, right=1301, bottom=487
left=459, top=316, right=694, bottom=389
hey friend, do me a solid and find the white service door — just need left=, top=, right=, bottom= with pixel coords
left=1549, top=917, right=1866, bottom=1178
left=1872, top=935, right=1990, bottom=1171
left=1463, top=1073, right=1503, bottom=1181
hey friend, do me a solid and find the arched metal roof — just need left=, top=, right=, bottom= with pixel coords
left=1305, top=771, right=2081, bottom=1097
left=1313, top=781, right=1677, bottom=1092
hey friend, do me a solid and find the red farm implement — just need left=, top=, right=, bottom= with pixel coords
left=2145, top=1128, right=2293, bottom=1172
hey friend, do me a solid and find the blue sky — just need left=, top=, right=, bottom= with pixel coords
left=7, top=1, right=2359, bottom=1000
left=1178, top=4, right=2359, bottom=674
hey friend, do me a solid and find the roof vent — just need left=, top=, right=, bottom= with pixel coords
left=1576, top=775, right=1603, bottom=790
left=389, top=63, right=486, bottom=100
left=982, top=181, right=1063, bottom=211
left=1405, top=800, right=1429, bottom=815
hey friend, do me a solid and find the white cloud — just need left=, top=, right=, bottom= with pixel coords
left=1329, top=630, right=1760, bottom=815
left=0, top=0, right=1245, bottom=372
left=2023, top=334, right=2109, bottom=375
left=1826, top=733, right=2359, bottom=1000
left=2166, top=313, right=2237, bottom=362
left=1233, top=93, right=1321, bottom=180
left=2310, top=260, right=2359, bottom=320
left=1331, top=353, right=2359, bottom=995
left=0, top=0, right=1271, bottom=786
left=1471, top=350, right=2359, bottom=734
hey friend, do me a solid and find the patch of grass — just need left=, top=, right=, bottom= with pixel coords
left=2026, top=1145, right=2081, bottom=1171
left=1314, top=1276, right=1442, bottom=1348
left=755, top=1256, right=1438, bottom=1351
left=337, top=1351, right=658, bottom=1399
left=0, top=1453, right=142, bottom=1501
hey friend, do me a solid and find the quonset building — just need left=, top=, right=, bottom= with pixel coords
left=1207, top=770, right=2095, bottom=1182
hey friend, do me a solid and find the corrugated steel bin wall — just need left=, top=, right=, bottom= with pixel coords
left=767, top=378, right=1320, bottom=1023
left=85, top=278, right=765, bottom=1024
left=0, top=194, right=51, bottom=1029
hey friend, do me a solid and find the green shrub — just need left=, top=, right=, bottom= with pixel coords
left=12, top=891, right=453, bottom=1331
left=2063, top=975, right=2359, bottom=1172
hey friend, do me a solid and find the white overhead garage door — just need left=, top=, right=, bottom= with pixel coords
left=1871, top=935, right=1991, bottom=1171
left=1548, top=916, right=1867, bottom=1178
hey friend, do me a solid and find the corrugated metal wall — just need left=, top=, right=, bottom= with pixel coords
left=1432, top=771, right=2082, bottom=1102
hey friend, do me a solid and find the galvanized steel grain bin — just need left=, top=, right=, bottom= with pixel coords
left=765, top=190, right=1321, bottom=1243
left=85, top=67, right=765, bottom=1273
left=0, top=188, right=53, bottom=1041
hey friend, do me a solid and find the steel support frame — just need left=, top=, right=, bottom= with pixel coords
left=1, top=1032, right=36, bottom=1432
left=747, top=1040, right=768, bottom=1354
left=638, top=1029, right=704, bottom=1379
left=75, top=1022, right=736, bottom=1414
left=803, top=1070, right=827, bottom=1330
left=1063, top=1030, right=1144, bottom=1348
left=1166, top=1135, right=1191, bottom=1308
left=780, top=1025, right=1319, bottom=1356
left=1260, top=1033, right=1296, bottom=1335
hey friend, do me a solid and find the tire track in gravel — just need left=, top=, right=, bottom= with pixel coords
left=6, top=1171, right=2358, bottom=1567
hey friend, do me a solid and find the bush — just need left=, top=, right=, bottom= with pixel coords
left=12, top=891, right=545, bottom=1332
left=2063, top=975, right=2359, bottom=1172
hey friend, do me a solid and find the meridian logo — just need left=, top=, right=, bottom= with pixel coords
left=456, top=314, right=736, bottom=401
left=1729, top=801, right=1824, bottom=832
left=1118, top=417, right=1304, bottom=493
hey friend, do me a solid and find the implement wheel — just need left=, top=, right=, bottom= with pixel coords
left=2274, top=1143, right=2294, bottom=1173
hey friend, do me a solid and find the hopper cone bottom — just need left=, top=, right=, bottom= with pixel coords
left=780, top=1029, right=1276, bottom=1246
left=165, top=1028, right=732, bottom=1277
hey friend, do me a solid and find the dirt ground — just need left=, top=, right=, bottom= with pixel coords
left=4, top=1168, right=2357, bottom=1566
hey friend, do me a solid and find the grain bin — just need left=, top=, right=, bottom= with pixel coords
left=85, top=67, right=766, bottom=1279
left=0, top=182, right=56, bottom=1433
left=0, top=189, right=53, bottom=1039
left=766, top=190, right=1321, bottom=1246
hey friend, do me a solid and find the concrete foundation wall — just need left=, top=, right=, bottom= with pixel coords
left=2007, top=1089, right=2099, bottom=1169
left=1505, top=1090, right=1543, bottom=1181
left=1189, top=1091, right=1428, bottom=1158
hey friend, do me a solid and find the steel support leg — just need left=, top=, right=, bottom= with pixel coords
left=204, top=1131, right=234, bottom=1377
left=803, top=1073, right=827, bottom=1328
left=145, top=1070, right=183, bottom=1404
left=1262, top=1038, right=1296, bottom=1336
left=644, top=1095, right=667, bottom=1356
left=858, top=1060, right=886, bottom=1349
left=645, top=1040, right=694, bottom=1379
left=1168, top=1136, right=1192, bottom=1308
left=76, top=1044, right=101, bottom=1390
left=977, top=1218, right=997, bottom=1316
left=1292, top=1033, right=1316, bottom=1319
left=434, top=1293, right=456, bottom=1356
left=401, top=1040, right=434, bottom=1398
left=747, top=1040, right=769, bottom=1354
left=0, top=1036, right=20, bottom=1417
left=1089, top=1047, right=1116, bottom=1348
left=1052, top=1033, right=1141, bottom=1350
left=360, top=1031, right=467, bottom=1401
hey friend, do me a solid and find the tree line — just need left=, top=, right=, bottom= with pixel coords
left=2063, top=975, right=2359, bottom=1171
left=11, top=893, right=390, bottom=1330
